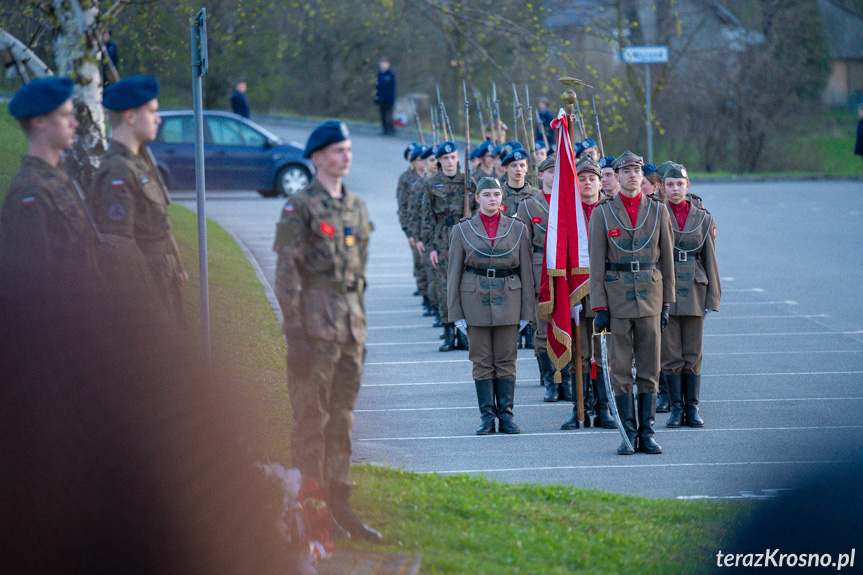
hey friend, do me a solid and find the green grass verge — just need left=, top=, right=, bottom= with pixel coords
left=0, top=105, right=28, bottom=196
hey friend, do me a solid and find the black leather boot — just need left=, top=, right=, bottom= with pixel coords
left=656, top=372, right=670, bottom=413
left=560, top=373, right=589, bottom=429
left=538, top=351, right=558, bottom=402
left=475, top=379, right=496, bottom=435
left=422, top=295, right=434, bottom=316
left=523, top=325, right=534, bottom=349
left=583, top=366, right=594, bottom=416
left=593, top=371, right=617, bottom=429
left=494, top=378, right=520, bottom=434
left=636, top=392, right=662, bottom=454
left=558, top=363, right=573, bottom=402
left=455, top=327, right=469, bottom=350
left=327, top=482, right=383, bottom=543
left=439, top=323, right=455, bottom=352
left=665, top=373, right=684, bottom=428
left=683, top=373, right=705, bottom=427
left=614, top=393, right=637, bottom=455
left=432, top=306, right=443, bottom=328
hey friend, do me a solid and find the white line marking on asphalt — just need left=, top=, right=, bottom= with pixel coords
left=366, top=273, right=413, bottom=278
left=368, top=284, right=420, bottom=289
left=367, top=315, right=832, bottom=329
left=722, top=277, right=735, bottom=282
left=362, top=378, right=541, bottom=388
left=677, top=489, right=793, bottom=500
left=419, top=460, right=849, bottom=475
left=356, top=425, right=863, bottom=442
left=721, top=300, right=797, bottom=306
left=723, top=288, right=766, bottom=293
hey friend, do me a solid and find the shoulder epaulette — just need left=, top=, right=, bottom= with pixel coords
left=597, top=196, right=611, bottom=205
left=458, top=216, right=470, bottom=223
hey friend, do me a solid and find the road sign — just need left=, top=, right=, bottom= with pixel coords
left=620, top=45, right=669, bottom=65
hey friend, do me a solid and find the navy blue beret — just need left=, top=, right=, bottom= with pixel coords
left=468, top=147, right=478, bottom=160
left=103, top=75, right=160, bottom=111
left=534, top=140, right=547, bottom=150
left=599, top=156, right=616, bottom=169
left=404, top=143, right=417, bottom=160
left=574, top=141, right=584, bottom=155
left=492, top=143, right=504, bottom=158
left=435, top=141, right=457, bottom=158
left=303, top=120, right=350, bottom=158
left=421, top=145, right=436, bottom=160
left=580, top=137, right=597, bottom=150
left=410, top=145, right=427, bottom=162
left=9, top=77, right=74, bottom=119
left=643, top=163, right=657, bottom=176
left=475, top=140, right=492, bottom=158
left=504, top=140, right=524, bottom=151
left=501, top=149, right=529, bottom=166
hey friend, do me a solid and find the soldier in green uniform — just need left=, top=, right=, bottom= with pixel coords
left=91, top=76, right=189, bottom=327
left=273, top=121, right=381, bottom=542
left=410, top=145, right=441, bottom=324
left=418, top=141, right=475, bottom=352
left=474, top=140, right=495, bottom=181
left=589, top=151, right=675, bottom=455
left=599, top=156, right=619, bottom=198
left=397, top=144, right=425, bottom=302
left=0, top=77, right=100, bottom=292
left=661, top=164, right=721, bottom=428
left=448, top=177, right=535, bottom=434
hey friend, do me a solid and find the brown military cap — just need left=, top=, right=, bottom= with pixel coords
left=611, top=150, right=644, bottom=170
left=538, top=155, right=556, bottom=173
left=664, top=163, right=689, bottom=180
left=575, top=155, right=601, bottom=177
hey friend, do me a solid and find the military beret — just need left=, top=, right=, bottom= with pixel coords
left=599, top=156, right=616, bottom=169
left=9, top=77, right=74, bottom=120
left=576, top=156, right=601, bottom=177
left=534, top=139, right=547, bottom=151
left=304, top=120, right=350, bottom=158
left=574, top=141, right=584, bottom=156
left=410, top=145, right=428, bottom=162
left=538, top=155, right=556, bottom=173
left=475, top=177, right=503, bottom=192
left=436, top=141, right=457, bottom=158
left=580, top=137, right=597, bottom=150
left=643, top=164, right=657, bottom=176
left=404, top=143, right=417, bottom=160
left=102, top=75, right=160, bottom=111
left=475, top=140, right=493, bottom=158
left=611, top=150, right=643, bottom=170
left=468, top=147, right=478, bottom=160
left=664, top=163, right=689, bottom=180
left=504, top=140, right=524, bottom=151
left=655, top=160, right=675, bottom=179
left=420, top=145, right=436, bottom=160
left=501, top=148, right=530, bottom=166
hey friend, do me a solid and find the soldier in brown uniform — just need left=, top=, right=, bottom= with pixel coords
left=0, top=78, right=100, bottom=292
left=517, top=155, right=572, bottom=402
left=561, top=156, right=616, bottom=430
left=661, top=164, right=721, bottom=428
left=589, top=151, right=675, bottom=455
left=272, top=121, right=381, bottom=542
left=448, top=177, right=535, bottom=434
left=91, top=76, right=189, bottom=327
left=418, top=141, right=475, bottom=352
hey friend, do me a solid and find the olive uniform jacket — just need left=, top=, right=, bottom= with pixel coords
left=588, top=193, right=675, bottom=318
left=514, top=192, right=548, bottom=292
left=418, top=171, right=475, bottom=253
left=405, top=176, right=428, bottom=241
left=447, top=213, right=535, bottom=326
left=273, top=180, right=372, bottom=344
left=396, top=169, right=420, bottom=233
left=500, top=181, right=541, bottom=216
left=666, top=200, right=720, bottom=316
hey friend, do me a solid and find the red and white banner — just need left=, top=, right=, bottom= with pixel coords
left=537, top=109, right=590, bottom=376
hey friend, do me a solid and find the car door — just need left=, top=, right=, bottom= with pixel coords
left=152, top=115, right=197, bottom=189
left=205, top=115, right=272, bottom=190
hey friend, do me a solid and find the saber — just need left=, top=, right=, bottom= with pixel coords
left=596, top=329, right=634, bottom=453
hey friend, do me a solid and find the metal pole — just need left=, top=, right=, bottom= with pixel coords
left=645, top=63, right=653, bottom=165
left=191, top=8, right=210, bottom=365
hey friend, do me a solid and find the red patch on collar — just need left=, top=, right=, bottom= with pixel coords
left=319, top=221, right=335, bottom=237
left=609, top=229, right=621, bottom=237
left=531, top=217, right=541, bottom=224
left=500, top=205, right=507, bottom=212
left=713, top=227, right=717, bottom=237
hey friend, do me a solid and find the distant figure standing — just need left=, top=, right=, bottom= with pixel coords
left=101, top=29, right=119, bottom=85
left=375, top=57, right=396, bottom=136
left=855, top=104, right=863, bottom=161
left=231, top=81, right=250, bottom=119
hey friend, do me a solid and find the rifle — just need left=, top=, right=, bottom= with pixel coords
left=436, top=85, right=453, bottom=142
left=512, top=85, right=519, bottom=144
left=574, top=96, right=587, bottom=141
left=463, top=80, right=472, bottom=217
left=513, top=83, right=534, bottom=182
left=473, top=89, right=487, bottom=143
left=592, top=95, right=606, bottom=158
left=523, top=84, right=539, bottom=184
left=411, top=97, right=425, bottom=146
left=535, top=107, right=550, bottom=151
left=492, top=82, right=503, bottom=145
left=431, top=107, right=438, bottom=146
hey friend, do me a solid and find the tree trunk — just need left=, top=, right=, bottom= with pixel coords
left=52, top=0, right=107, bottom=189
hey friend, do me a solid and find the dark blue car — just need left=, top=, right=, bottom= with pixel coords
left=150, top=110, right=315, bottom=197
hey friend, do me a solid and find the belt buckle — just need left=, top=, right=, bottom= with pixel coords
left=486, top=268, right=496, bottom=278
left=629, top=260, right=641, bottom=272
left=677, top=251, right=688, bottom=262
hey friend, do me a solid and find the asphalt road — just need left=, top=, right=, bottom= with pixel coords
left=176, top=121, right=863, bottom=499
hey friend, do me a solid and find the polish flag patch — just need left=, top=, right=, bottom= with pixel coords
left=284, top=204, right=294, bottom=213
left=111, top=179, right=125, bottom=188
left=22, top=196, right=36, bottom=206
left=609, top=229, right=621, bottom=237
left=319, top=221, right=335, bottom=237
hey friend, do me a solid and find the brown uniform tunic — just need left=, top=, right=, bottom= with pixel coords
left=273, top=179, right=372, bottom=485
left=447, top=213, right=535, bottom=380
left=661, top=200, right=721, bottom=375
left=588, top=193, right=675, bottom=394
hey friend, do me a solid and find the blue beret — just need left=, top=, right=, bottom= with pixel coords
left=492, top=144, right=504, bottom=158
left=574, top=141, right=584, bottom=155
left=534, top=140, right=547, bottom=150
left=504, top=140, right=524, bottom=151
left=501, top=149, right=529, bottom=166
left=9, top=77, right=74, bottom=119
left=410, top=145, right=427, bottom=162
left=404, top=143, right=417, bottom=160
left=103, top=75, right=160, bottom=111
left=599, top=156, right=616, bottom=169
left=643, top=164, right=657, bottom=176
left=303, top=120, right=350, bottom=158
left=468, top=147, right=478, bottom=160
left=475, top=140, right=492, bottom=158
left=435, top=141, right=457, bottom=158
left=580, top=138, right=597, bottom=150
left=421, top=145, right=436, bottom=160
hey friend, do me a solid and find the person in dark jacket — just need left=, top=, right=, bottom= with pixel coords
left=231, top=81, right=250, bottom=119
left=375, top=57, right=396, bottom=136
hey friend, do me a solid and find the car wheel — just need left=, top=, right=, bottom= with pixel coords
left=274, top=164, right=310, bottom=197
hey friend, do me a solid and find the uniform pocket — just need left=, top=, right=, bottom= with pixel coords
left=507, top=275, right=522, bottom=290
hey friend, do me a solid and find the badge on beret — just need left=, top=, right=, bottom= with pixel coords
left=319, top=221, right=335, bottom=238
left=609, top=229, right=621, bottom=237
left=344, top=226, right=355, bottom=247
left=444, top=143, right=453, bottom=153
left=531, top=217, right=541, bottom=224
left=680, top=168, right=688, bottom=179
left=339, top=122, right=349, bottom=138
left=107, top=203, right=127, bottom=221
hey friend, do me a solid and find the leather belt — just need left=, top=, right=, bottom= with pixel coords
left=606, top=261, right=657, bottom=272
left=533, top=246, right=544, bottom=254
left=465, top=266, right=518, bottom=278
left=674, top=250, right=699, bottom=262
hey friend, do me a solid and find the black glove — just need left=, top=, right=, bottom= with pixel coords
left=660, top=305, right=670, bottom=333
left=285, top=328, right=312, bottom=379
left=593, top=309, right=609, bottom=333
